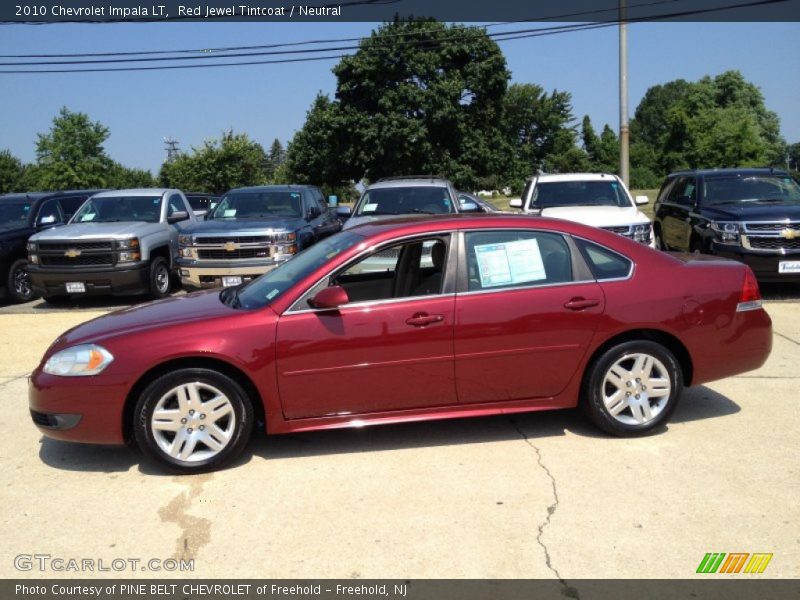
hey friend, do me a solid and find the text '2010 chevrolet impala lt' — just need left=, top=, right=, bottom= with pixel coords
left=29, top=215, right=772, bottom=472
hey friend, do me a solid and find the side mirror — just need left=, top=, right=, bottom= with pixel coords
left=509, top=199, right=524, bottom=209
left=168, top=210, right=189, bottom=224
left=37, top=215, right=58, bottom=227
left=336, top=206, right=352, bottom=219
left=635, top=195, right=649, bottom=206
left=308, top=285, right=349, bottom=309
left=459, top=199, right=480, bottom=212
left=328, top=195, right=339, bottom=207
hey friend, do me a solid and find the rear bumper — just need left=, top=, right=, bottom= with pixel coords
left=710, top=244, right=800, bottom=282
left=29, top=263, right=150, bottom=297
left=178, top=258, right=283, bottom=289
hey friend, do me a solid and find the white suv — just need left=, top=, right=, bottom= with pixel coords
left=510, top=173, right=654, bottom=247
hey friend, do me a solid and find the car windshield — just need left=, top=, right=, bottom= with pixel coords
left=210, top=191, right=303, bottom=219
left=531, top=180, right=632, bottom=208
left=72, top=196, right=163, bottom=223
left=0, top=201, right=32, bottom=230
left=703, top=175, right=800, bottom=205
left=230, top=231, right=364, bottom=309
left=354, top=186, right=455, bottom=216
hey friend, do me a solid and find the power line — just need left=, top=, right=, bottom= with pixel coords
left=0, top=0, right=788, bottom=74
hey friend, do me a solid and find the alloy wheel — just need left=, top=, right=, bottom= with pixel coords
left=13, top=265, right=32, bottom=300
left=155, top=265, right=170, bottom=293
left=601, top=353, right=671, bottom=426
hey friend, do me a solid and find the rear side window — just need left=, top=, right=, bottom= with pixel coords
left=576, top=239, right=633, bottom=280
left=464, top=230, right=573, bottom=292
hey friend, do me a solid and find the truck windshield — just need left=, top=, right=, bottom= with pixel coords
left=72, top=196, right=163, bottom=223
left=210, top=191, right=303, bottom=219
left=703, top=176, right=800, bottom=205
left=229, top=231, right=364, bottom=309
left=0, top=201, right=32, bottom=230
left=354, top=186, right=455, bottom=216
left=531, top=181, right=632, bottom=208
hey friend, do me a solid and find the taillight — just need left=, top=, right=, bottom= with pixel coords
left=736, top=268, right=762, bottom=312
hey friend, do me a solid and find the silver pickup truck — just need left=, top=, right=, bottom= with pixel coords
left=27, top=188, right=197, bottom=302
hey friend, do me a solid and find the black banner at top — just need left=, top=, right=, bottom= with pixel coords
left=3, top=0, right=800, bottom=23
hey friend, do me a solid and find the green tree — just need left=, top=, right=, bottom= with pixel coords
left=107, top=163, right=157, bottom=188
left=0, top=150, right=25, bottom=193
left=581, top=116, right=619, bottom=173
left=160, top=131, right=269, bottom=194
left=35, top=107, right=113, bottom=189
left=284, top=94, right=345, bottom=186
left=788, top=142, right=800, bottom=174
left=265, top=138, right=286, bottom=180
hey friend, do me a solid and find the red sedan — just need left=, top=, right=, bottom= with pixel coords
left=29, top=215, right=772, bottom=472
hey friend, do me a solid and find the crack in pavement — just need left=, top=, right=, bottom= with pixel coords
left=774, top=331, right=800, bottom=346
left=0, top=373, right=31, bottom=389
left=509, top=419, right=579, bottom=599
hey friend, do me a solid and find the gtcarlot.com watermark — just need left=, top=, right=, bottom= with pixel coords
left=14, top=554, right=194, bottom=573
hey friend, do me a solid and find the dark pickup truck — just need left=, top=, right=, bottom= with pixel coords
left=654, top=168, right=800, bottom=282
left=0, top=190, right=104, bottom=303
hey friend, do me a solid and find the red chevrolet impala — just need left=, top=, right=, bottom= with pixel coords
left=29, top=215, right=772, bottom=472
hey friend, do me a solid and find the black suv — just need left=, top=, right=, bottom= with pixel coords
left=0, top=190, right=105, bottom=303
left=654, top=168, right=800, bottom=282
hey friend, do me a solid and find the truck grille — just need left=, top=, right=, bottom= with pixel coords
left=38, top=241, right=114, bottom=251
left=198, top=248, right=270, bottom=260
left=36, top=239, right=116, bottom=268
left=196, top=235, right=271, bottom=245
left=40, top=254, right=114, bottom=267
left=745, top=222, right=800, bottom=232
left=748, top=238, right=800, bottom=251
left=743, top=221, right=800, bottom=252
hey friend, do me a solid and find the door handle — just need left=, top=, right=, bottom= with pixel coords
left=405, top=312, right=445, bottom=327
left=564, top=297, right=600, bottom=311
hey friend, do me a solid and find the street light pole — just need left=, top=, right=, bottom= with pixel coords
left=619, top=0, right=630, bottom=187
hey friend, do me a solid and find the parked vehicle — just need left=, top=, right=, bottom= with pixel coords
left=184, top=192, right=220, bottom=218
left=510, top=173, right=654, bottom=246
left=653, top=168, right=800, bottom=281
left=27, top=189, right=196, bottom=302
left=0, top=190, right=105, bottom=303
left=339, top=176, right=488, bottom=230
left=30, top=215, right=771, bottom=472
left=177, top=185, right=341, bottom=290
left=457, top=191, right=499, bottom=213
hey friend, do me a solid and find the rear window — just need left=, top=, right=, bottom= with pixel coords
left=210, top=191, right=303, bottom=219
left=575, top=239, right=633, bottom=280
left=703, top=175, right=800, bottom=205
left=531, top=180, right=632, bottom=208
left=355, top=186, right=454, bottom=216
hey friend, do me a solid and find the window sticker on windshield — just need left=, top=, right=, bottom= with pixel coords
left=362, top=203, right=378, bottom=213
left=475, top=239, right=546, bottom=288
left=223, top=209, right=237, bottom=217
left=266, top=289, right=280, bottom=300
left=153, top=199, right=160, bottom=204
left=82, top=213, right=96, bottom=221
left=443, top=198, right=451, bottom=207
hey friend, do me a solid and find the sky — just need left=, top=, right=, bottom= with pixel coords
left=0, top=20, right=798, bottom=175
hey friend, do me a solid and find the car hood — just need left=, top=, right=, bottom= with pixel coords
left=701, top=203, right=800, bottom=222
left=186, top=217, right=305, bottom=234
left=538, top=205, right=649, bottom=227
left=52, top=290, right=236, bottom=349
left=30, top=221, right=163, bottom=241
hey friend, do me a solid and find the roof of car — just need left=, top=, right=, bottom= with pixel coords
left=227, top=185, right=316, bottom=193
left=530, top=173, right=619, bottom=183
left=367, top=177, right=451, bottom=190
left=0, top=189, right=106, bottom=202
left=91, top=188, right=177, bottom=197
left=667, top=167, right=791, bottom=178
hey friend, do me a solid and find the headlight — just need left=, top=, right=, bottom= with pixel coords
left=43, top=344, right=114, bottom=376
left=178, top=234, right=193, bottom=246
left=710, top=221, right=740, bottom=244
left=632, top=223, right=652, bottom=244
left=26, top=241, right=36, bottom=251
left=272, top=231, right=297, bottom=243
left=29, top=254, right=38, bottom=264
left=117, top=251, right=141, bottom=263
left=180, top=248, right=192, bottom=258
left=117, top=238, right=139, bottom=249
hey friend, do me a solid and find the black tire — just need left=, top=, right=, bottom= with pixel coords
left=690, top=238, right=703, bottom=255
left=7, top=258, right=36, bottom=304
left=148, top=256, right=171, bottom=299
left=653, top=227, right=667, bottom=251
left=581, top=340, right=683, bottom=437
left=133, top=368, right=254, bottom=473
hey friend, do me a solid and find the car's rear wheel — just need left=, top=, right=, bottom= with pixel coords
left=8, top=259, right=36, bottom=303
left=582, top=340, right=682, bottom=436
left=133, top=368, right=254, bottom=473
left=149, top=256, right=171, bottom=299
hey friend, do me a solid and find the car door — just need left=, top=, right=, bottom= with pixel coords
left=309, top=188, right=340, bottom=239
left=454, top=229, right=605, bottom=404
left=662, top=177, right=697, bottom=250
left=275, top=234, right=457, bottom=419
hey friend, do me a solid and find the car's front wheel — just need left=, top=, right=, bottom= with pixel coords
left=582, top=340, right=682, bottom=436
left=133, top=368, right=254, bottom=473
left=7, top=258, right=36, bottom=303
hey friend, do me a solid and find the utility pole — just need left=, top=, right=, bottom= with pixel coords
left=163, top=137, right=180, bottom=162
left=619, top=0, right=630, bottom=187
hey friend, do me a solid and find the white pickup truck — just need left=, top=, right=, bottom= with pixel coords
left=510, top=173, right=654, bottom=247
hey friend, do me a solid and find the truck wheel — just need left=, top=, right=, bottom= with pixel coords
left=7, top=259, right=36, bottom=304
left=149, top=256, right=171, bottom=299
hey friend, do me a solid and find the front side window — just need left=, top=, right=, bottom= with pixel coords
left=167, top=194, right=190, bottom=220
left=464, top=230, right=573, bottom=292
left=0, top=201, right=33, bottom=230
left=530, top=180, right=632, bottom=209
left=210, top=191, right=303, bottom=220
left=354, top=186, right=454, bottom=217
left=667, top=177, right=696, bottom=205
left=575, top=239, right=633, bottom=280
left=703, top=175, right=800, bottom=206
left=73, top=195, right=163, bottom=223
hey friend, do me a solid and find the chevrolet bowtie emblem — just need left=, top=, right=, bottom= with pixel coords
left=779, top=228, right=799, bottom=240
left=224, top=241, right=237, bottom=252
left=64, top=248, right=81, bottom=258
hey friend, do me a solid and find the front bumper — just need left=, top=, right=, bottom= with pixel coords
left=28, top=263, right=150, bottom=297
left=28, top=368, right=129, bottom=445
left=710, top=243, right=800, bottom=282
left=178, top=258, right=284, bottom=289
